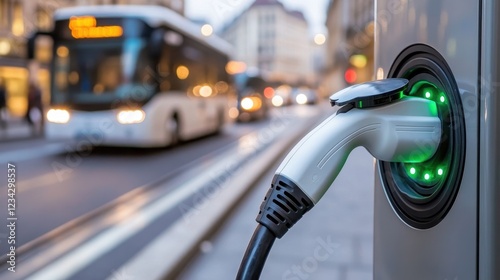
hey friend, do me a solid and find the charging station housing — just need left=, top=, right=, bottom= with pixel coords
left=373, top=1, right=500, bottom=279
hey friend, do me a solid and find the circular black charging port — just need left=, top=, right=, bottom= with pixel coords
left=380, top=44, right=466, bottom=229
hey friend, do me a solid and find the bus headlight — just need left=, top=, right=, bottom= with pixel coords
left=117, top=109, right=145, bottom=124
left=295, top=93, right=308, bottom=105
left=47, top=109, right=70, bottom=124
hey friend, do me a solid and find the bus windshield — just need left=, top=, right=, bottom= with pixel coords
left=52, top=37, right=155, bottom=110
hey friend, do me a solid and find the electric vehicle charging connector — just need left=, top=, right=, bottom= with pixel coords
left=237, top=78, right=443, bottom=279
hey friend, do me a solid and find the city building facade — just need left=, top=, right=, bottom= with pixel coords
left=323, top=0, right=374, bottom=95
left=0, top=0, right=184, bottom=118
left=221, top=0, right=314, bottom=86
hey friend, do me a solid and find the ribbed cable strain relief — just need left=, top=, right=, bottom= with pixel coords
left=256, top=175, right=314, bottom=239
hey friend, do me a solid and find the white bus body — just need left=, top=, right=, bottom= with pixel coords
left=42, top=5, right=235, bottom=147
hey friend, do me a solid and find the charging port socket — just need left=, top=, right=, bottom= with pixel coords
left=380, top=44, right=466, bottom=229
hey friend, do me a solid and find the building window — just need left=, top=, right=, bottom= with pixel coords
left=37, top=7, right=52, bottom=30
left=267, top=13, right=275, bottom=24
left=267, top=30, right=275, bottom=41
left=12, top=2, right=24, bottom=36
left=0, top=0, right=8, bottom=29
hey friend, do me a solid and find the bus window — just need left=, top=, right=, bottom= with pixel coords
left=95, top=55, right=121, bottom=93
left=52, top=38, right=155, bottom=109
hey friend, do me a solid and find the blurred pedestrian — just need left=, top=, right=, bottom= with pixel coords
left=0, top=78, right=6, bottom=128
left=26, top=81, right=43, bottom=131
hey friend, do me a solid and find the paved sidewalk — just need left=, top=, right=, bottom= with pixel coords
left=179, top=147, right=374, bottom=280
left=0, top=117, right=43, bottom=142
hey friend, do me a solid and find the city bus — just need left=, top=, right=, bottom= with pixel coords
left=29, top=5, right=235, bottom=147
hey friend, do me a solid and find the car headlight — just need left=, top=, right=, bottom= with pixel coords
left=117, top=109, right=145, bottom=124
left=47, top=109, right=70, bottom=124
left=241, top=96, right=262, bottom=112
left=295, top=93, right=308, bottom=105
left=272, top=95, right=284, bottom=107
left=241, top=97, right=254, bottom=110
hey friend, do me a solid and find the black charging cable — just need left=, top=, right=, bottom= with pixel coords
left=236, top=175, right=314, bottom=279
left=236, top=224, right=276, bottom=279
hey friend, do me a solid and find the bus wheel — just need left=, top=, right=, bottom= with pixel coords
left=167, top=116, right=180, bottom=146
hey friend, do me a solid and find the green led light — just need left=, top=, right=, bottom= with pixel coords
left=358, top=101, right=363, bottom=108
left=403, top=82, right=451, bottom=186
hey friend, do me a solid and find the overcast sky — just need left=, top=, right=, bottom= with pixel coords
left=185, top=0, right=329, bottom=35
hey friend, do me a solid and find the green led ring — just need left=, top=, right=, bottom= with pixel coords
left=401, top=81, right=450, bottom=187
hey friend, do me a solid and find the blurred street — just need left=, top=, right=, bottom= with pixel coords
left=179, top=148, right=373, bottom=280
left=0, top=116, right=261, bottom=255
left=0, top=0, right=381, bottom=279
left=0, top=103, right=335, bottom=280
left=0, top=0, right=495, bottom=278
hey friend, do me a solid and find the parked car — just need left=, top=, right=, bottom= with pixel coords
left=234, top=72, right=270, bottom=122
left=291, top=87, right=318, bottom=105
left=272, top=84, right=293, bottom=107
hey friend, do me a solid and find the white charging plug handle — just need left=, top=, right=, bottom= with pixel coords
left=275, top=97, right=442, bottom=204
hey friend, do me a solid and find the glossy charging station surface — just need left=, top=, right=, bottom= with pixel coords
left=374, top=1, right=479, bottom=279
